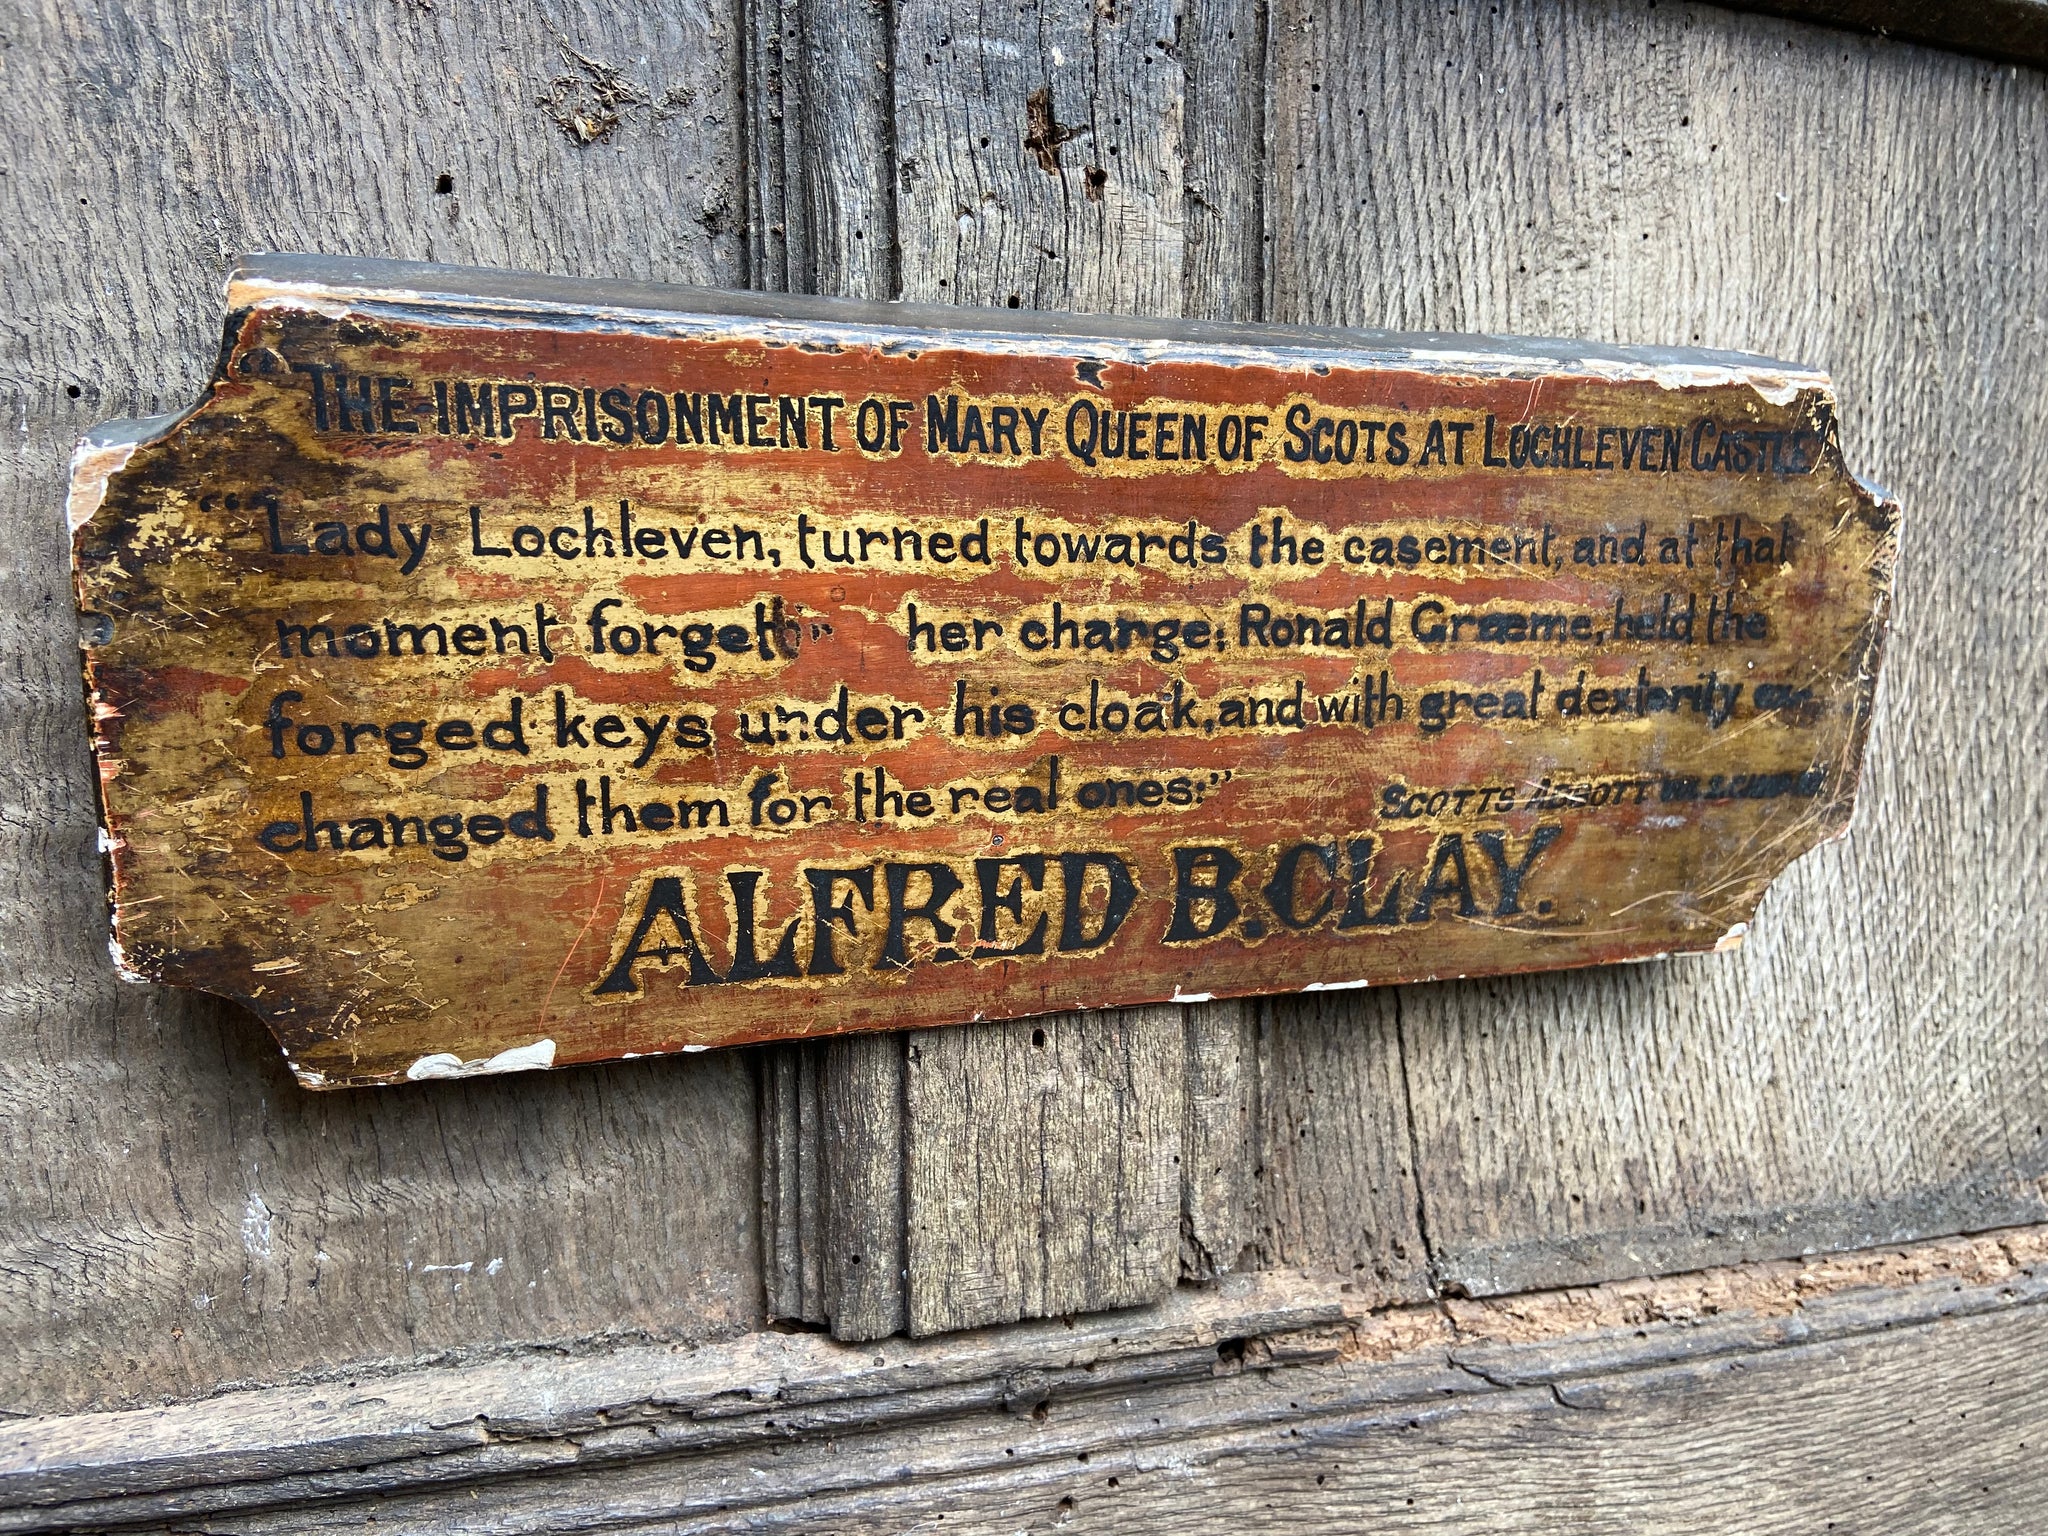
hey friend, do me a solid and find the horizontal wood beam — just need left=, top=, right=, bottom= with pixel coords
left=7, top=1226, right=2043, bottom=1531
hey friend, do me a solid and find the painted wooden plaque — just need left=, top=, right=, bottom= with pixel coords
left=69, top=257, right=1898, bottom=1089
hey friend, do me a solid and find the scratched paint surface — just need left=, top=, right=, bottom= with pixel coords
left=69, top=258, right=1896, bottom=1088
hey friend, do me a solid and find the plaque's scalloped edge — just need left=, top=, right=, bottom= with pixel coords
left=66, top=253, right=1900, bottom=1089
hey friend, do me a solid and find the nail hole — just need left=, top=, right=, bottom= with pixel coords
left=434, top=173, right=454, bottom=195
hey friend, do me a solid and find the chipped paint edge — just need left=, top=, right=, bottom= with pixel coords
left=224, top=257, right=1835, bottom=395
left=404, top=1038, right=559, bottom=1082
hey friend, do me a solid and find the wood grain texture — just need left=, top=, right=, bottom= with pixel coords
left=892, top=0, right=1186, bottom=314
left=1172, top=0, right=1270, bottom=1288
left=761, top=0, right=2047, bottom=1340
left=819, top=1031, right=909, bottom=1337
left=1261, top=0, right=2048, bottom=1296
left=738, top=0, right=909, bottom=1339
left=0, top=0, right=762, bottom=1416
left=1257, top=994, right=1430, bottom=1300
left=1178, top=1001, right=1260, bottom=1280
left=5, top=0, right=2046, bottom=1464
left=904, top=1008, right=1186, bottom=1333
left=758, top=1043, right=826, bottom=1323
left=744, top=0, right=899, bottom=296
left=1178, top=0, right=1269, bottom=324
left=754, top=0, right=1293, bottom=1340
left=11, top=1226, right=2041, bottom=1532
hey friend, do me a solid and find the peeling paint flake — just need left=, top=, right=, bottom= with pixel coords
left=405, top=1038, right=559, bottom=1082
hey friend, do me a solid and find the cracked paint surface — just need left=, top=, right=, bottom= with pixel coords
left=70, top=256, right=1896, bottom=1088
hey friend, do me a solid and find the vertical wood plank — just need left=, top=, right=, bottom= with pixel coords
left=885, top=0, right=1192, bottom=1333
left=742, top=0, right=795, bottom=290
left=741, top=0, right=908, bottom=1335
left=820, top=1032, right=909, bottom=1338
left=1179, top=1001, right=1261, bottom=1279
left=758, top=1041, right=825, bottom=1321
left=762, top=0, right=1288, bottom=1335
left=2, top=0, right=764, bottom=1416
left=1261, top=0, right=2048, bottom=1297
left=903, top=1007, right=1186, bottom=1332
left=743, top=0, right=898, bottom=297
left=891, top=0, right=1185, bottom=313
left=1174, top=0, right=1273, bottom=1281
left=795, top=0, right=900, bottom=299
left=1179, top=0, right=1269, bottom=322
left=1257, top=994, right=1431, bottom=1302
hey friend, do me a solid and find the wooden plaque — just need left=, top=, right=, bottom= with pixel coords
left=69, top=257, right=1897, bottom=1088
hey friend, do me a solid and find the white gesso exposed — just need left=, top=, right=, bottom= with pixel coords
left=406, top=1037, right=558, bottom=1082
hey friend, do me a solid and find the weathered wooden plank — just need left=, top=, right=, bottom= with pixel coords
left=9, top=1227, right=2039, bottom=1532
left=875, top=0, right=1200, bottom=1333
left=738, top=0, right=907, bottom=1336
left=789, top=0, right=901, bottom=299
left=1173, top=0, right=1271, bottom=1286
left=751, top=1307, right=2048, bottom=1536
left=1257, top=993, right=1431, bottom=1301
left=1179, top=0, right=1268, bottom=323
left=892, top=0, right=1186, bottom=314
left=1263, top=0, right=2048, bottom=1296
left=904, top=1008, right=1187, bottom=1333
left=0, top=0, right=761, bottom=1416
left=742, top=0, right=898, bottom=297
left=819, top=1031, right=909, bottom=1337
left=758, top=1042, right=826, bottom=1324
left=1178, top=1001, right=1260, bottom=1280
left=1, top=1269, right=1348, bottom=1518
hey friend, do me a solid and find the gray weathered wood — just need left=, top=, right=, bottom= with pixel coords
left=1178, top=1002, right=1261, bottom=1280
left=1257, top=994, right=1431, bottom=1300
left=892, top=0, right=1186, bottom=313
left=1172, top=0, right=1272, bottom=1284
left=0, top=0, right=763, bottom=1418
left=742, top=0, right=898, bottom=296
left=739, top=0, right=911, bottom=1341
left=1259, top=0, right=2048, bottom=1297
left=8, top=0, right=2048, bottom=1479
left=819, top=1032, right=909, bottom=1337
left=755, top=0, right=2048, bottom=1338
left=904, top=1008, right=1186, bottom=1332
left=758, top=1041, right=826, bottom=1322
left=9, top=1227, right=2041, bottom=1532
left=2, top=1268, right=1350, bottom=1522
left=1179, top=0, right=1269, bottom=322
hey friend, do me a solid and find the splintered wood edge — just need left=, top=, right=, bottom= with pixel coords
left=4, top=1225, right=2040, bottom=1525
